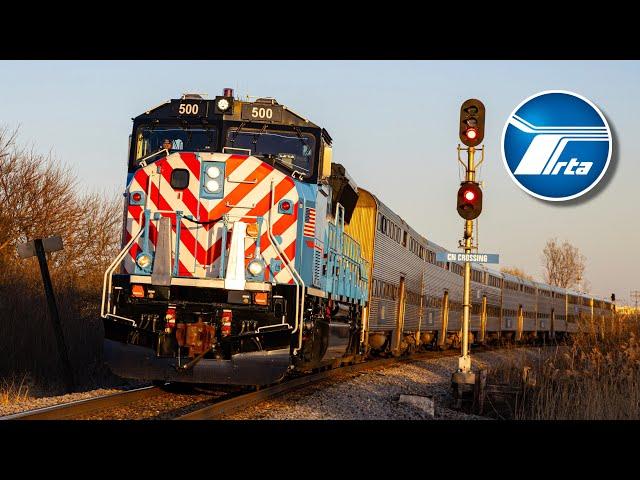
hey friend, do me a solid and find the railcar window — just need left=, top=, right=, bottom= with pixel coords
left=226, top=129, right=315, bottom=177
left=133, top=127, right=218, bottom=168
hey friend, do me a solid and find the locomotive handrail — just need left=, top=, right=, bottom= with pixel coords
left=101, top=227, right=144, bottom=321
left=267, top=179, right=306, bottom=355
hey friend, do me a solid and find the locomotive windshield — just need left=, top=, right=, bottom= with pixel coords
left=226, top=129, right=315, bottom=176
left=131, top=126, right=218, bottom=168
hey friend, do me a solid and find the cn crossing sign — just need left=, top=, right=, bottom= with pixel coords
left=436, top=252, right=500, bottom=264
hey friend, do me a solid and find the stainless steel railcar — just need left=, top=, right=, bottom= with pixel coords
left=343, top=182, right=615, bottom=355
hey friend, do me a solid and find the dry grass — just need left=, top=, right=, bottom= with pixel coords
left=485, top=316, right=640, bottom=420
left=0, top=373, right=32, bottom=405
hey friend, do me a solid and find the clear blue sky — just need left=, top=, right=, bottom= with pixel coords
left=0, top=60, right=637, bottom=303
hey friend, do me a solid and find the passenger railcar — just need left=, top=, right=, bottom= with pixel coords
left=551, top=284, right=568, bottom=336
left=501, top=273, right=522, bottom=340
left=535, top=282, right=553, bottom=340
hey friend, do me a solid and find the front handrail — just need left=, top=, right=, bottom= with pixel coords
left=101, top=227, right=144, bottom=320
left=266, top=179, right=306, bottom=355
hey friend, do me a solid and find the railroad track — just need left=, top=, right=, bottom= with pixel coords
left=176, top=348, right=464, bottom=420
left=1, top=386, right=163, bottom=420
left=4, top=343, right=549, bottom=420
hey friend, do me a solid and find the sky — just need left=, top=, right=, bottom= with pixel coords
left=0, top=60, right=637, bottom=304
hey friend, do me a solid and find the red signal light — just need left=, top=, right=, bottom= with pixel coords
left=281, top=201, right=291, bottom=211
left=465, top=128, right=478, bottom=140
left=456, top=182, right=483, bottom=220
left=131, top=192, right=142, bottom=202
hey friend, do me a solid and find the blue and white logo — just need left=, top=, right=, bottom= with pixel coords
left=502, top=90, right=612, bottom=201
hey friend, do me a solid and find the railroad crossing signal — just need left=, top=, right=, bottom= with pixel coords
left=456, top=181, right=483, bottom=220
left=459, top=99, right=485, bottom=147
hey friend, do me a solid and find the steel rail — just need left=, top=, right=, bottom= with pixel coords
left=176, top=349, right=464, bottom=420
left=2, top=386, right=162, bottom=420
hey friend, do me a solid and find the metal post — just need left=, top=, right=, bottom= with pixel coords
left=416, top=271, right=425, bottom=346
left=516, top=305, right=524, bottom=342
left=33, top=239, right=75, bottom=392
left=438, top=291, right=449, bottom=349
left=458, top=146, right=475, bottom=374
left=479, top=294, right=487, bottom=344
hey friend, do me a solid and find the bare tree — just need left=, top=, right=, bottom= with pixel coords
left=541, top=238, right=586, bottom=289
left=0, top=125, right=122, bottom=286
left=500, top=266, right=535, bottom=281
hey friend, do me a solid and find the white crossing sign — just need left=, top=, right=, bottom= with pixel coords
left=436, top=251, right=499, bottom=264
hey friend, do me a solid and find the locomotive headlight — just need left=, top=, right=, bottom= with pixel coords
left=205, top=179, right=220, bottom=193
left=136, top=253, right=153, bottom=269
left=206, top=166, right=221, bottom=179
left=216, top=98, right=230, bottom=112
left=247, top=259, right=265, bottom=276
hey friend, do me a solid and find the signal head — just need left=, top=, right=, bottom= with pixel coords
left=457, top=181, right=483, bottom=220
left=459, top=99, right=485, bottom=147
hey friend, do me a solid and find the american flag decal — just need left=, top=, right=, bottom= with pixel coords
left=303, top=207, right=316, bottom=237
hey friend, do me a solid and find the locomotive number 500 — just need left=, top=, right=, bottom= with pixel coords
left=251, top=107, right=273, bottom=119
left=178, top=103, right=199, bottom=115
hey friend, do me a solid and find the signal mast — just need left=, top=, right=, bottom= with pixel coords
left=452, top=99, right=485, bottom=403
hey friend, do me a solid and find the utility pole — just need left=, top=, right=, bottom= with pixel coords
left=451, top=99, right=486, bottom=402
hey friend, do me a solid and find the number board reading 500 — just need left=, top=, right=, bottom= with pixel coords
left=178, top=103, right=200, bottom=115
left=241, top=104, right=283, bottom=122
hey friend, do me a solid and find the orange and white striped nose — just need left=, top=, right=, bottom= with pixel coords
left=123, top=152, right=300, bottom=285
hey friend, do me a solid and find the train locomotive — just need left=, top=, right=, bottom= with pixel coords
left=101, top=90, right=615, bottom=386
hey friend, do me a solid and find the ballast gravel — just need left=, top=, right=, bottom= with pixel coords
left=0, top=382, right=148, bottom=418
left=223, top=348, right=553, bottom=420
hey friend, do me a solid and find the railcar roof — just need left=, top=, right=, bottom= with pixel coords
left=362, top=188, right=600, bottom=296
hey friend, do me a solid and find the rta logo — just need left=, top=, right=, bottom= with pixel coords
left=502, top=91, right=612, bottom=201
